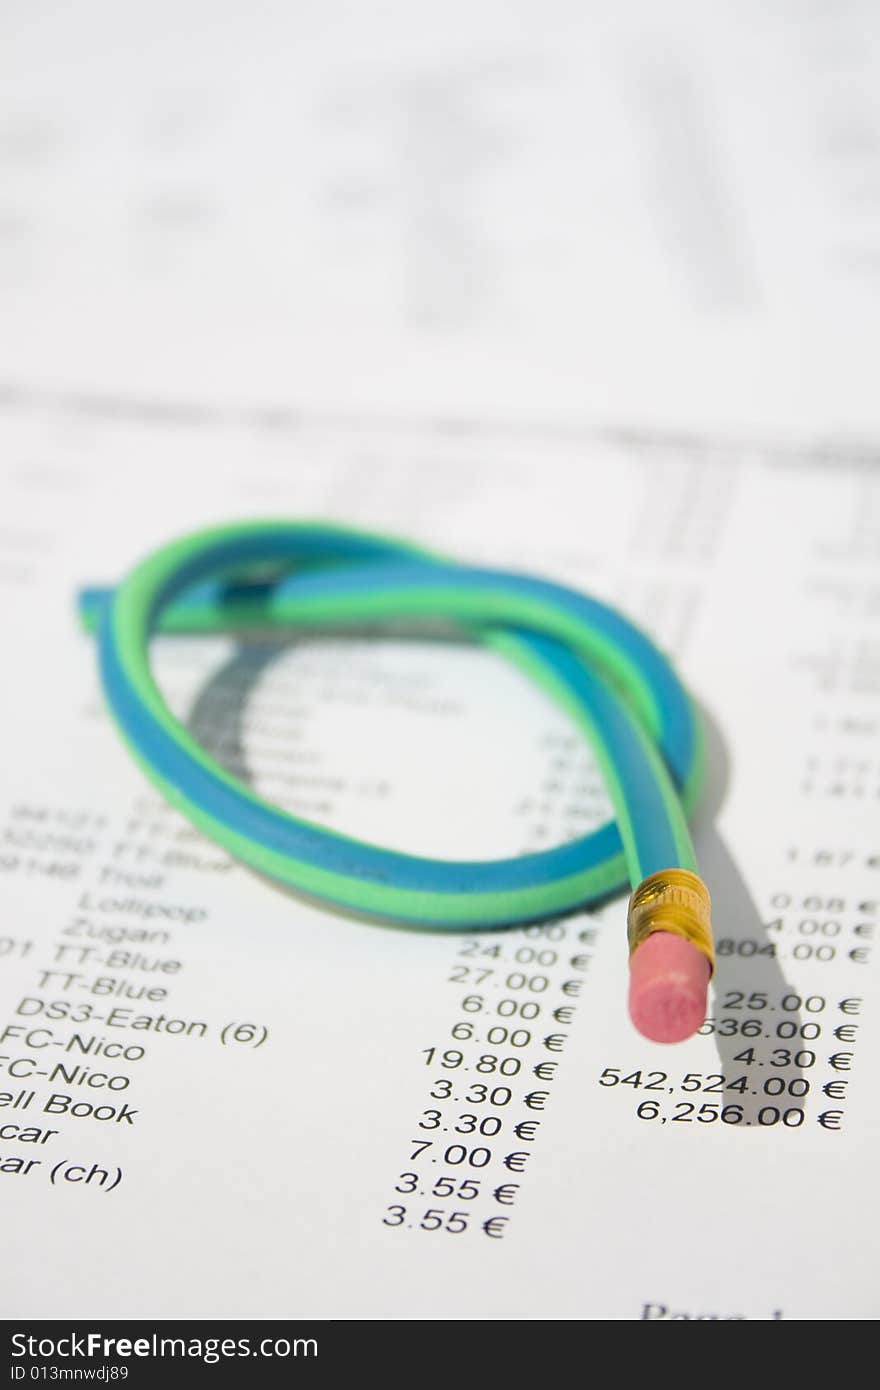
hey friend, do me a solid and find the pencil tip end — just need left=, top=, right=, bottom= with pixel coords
left=628, top=931, right=710, bottom=1043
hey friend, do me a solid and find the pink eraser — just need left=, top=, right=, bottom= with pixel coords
left=628, top=931, right=710, bottom=1043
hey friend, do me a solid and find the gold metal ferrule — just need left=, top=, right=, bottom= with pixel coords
left=627, top=869, right=715, bottom=975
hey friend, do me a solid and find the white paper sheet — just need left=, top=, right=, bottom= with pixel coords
left=0, top=402, right=877, bottom=1319
left=4, top=0, right=880, bottom=426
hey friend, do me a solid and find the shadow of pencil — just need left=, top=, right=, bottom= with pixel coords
left=188, top=638, right=281, bottom=786
left=186, top=632, right=493, bottom=937
left=692, top=706, right=807, bottom=1122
